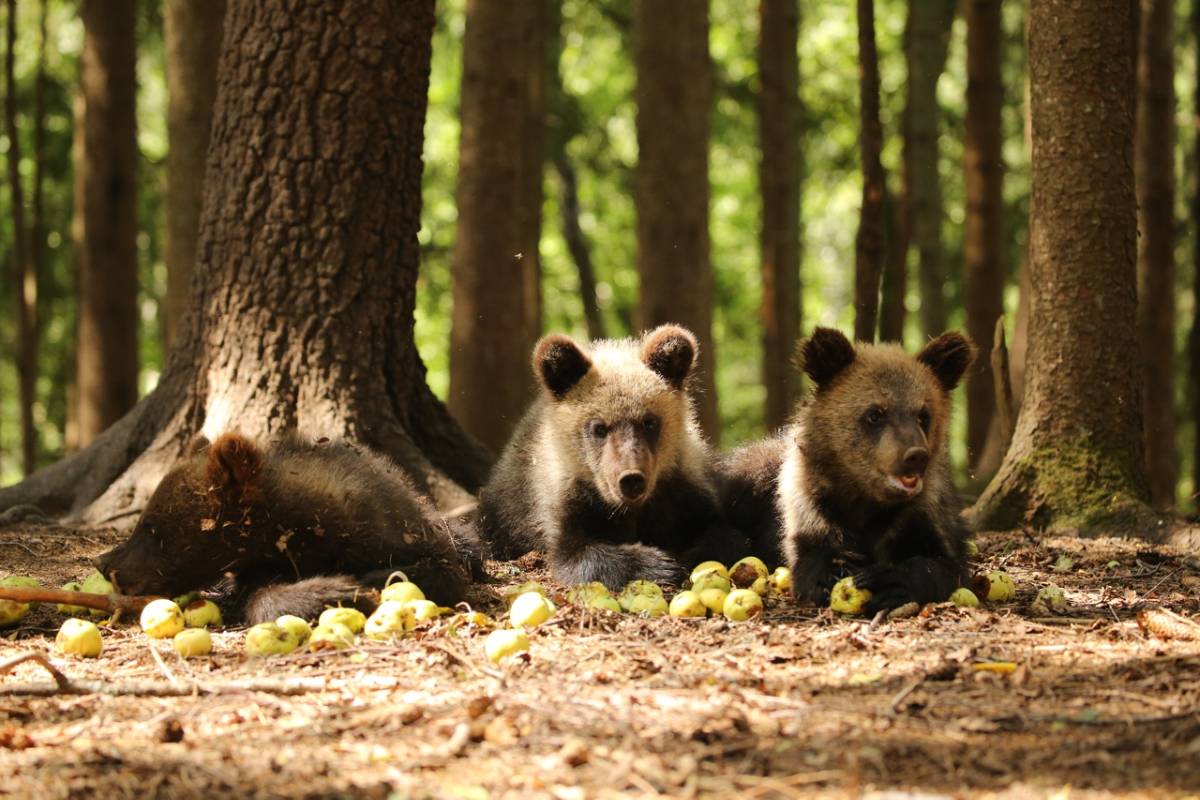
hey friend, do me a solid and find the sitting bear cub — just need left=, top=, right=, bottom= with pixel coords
left=718, top=328, right=976, bottom=613
left=96, top=433, right=484, bottom=623
left=477, top=324, right=750, bottom=589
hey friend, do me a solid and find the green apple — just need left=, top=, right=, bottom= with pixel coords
left=318, top=606, right=366, bottom=634
left=510, top=592, right=556, bottom=627
left=722, top=589, right=764, bottom=622
left=173, top=628, right=213, bottom=657
left=668, top=590, right=706, bottom=618
left=55, top=618, right=102, bottom=657
left=182, top=599, right=223, bottom=628
left=140, top=599, right=185, bottom=639
left=829, top=577, right=871, bottom=616
left=485, top=628, right=530, bottom=663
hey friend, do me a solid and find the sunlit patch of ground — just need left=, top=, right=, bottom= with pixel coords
left=2, top=524, right=1200, bottom=798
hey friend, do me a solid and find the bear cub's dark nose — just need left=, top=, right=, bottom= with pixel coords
left=618, top=471, right=647, bottom=500
left=901, top=447, right=930, bottom=477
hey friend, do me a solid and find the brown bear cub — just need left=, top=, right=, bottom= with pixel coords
left=477, top=325, right=751, bottom=590
left=96, top=433, right=484, bottom=623
left=717, top=328, right=976, bottom=613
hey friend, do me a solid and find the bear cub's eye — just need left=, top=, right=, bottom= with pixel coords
left=918, top=407, right=932, bottom=433
left=862, top=405, right=886, bottom=428
left=587, top=420, right=609, bottom=439
left=642, top=414, right=661, bottom=435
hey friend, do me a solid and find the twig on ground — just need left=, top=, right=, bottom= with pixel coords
left=0, top=651, right=70, bottom=690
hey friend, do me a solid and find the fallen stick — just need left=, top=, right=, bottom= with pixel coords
left=0, top=676, right=334, bottom=698
left=0, top=586, right=163, bottom=622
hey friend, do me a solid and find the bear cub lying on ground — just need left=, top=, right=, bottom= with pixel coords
left=718, top=327, right=976, bottom=613
left=96, top=433, right=484, bottom=623
left=477, top=324, right=751, bottom=589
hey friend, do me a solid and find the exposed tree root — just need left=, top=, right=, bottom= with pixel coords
left=0, top=587, right=163, bottom=622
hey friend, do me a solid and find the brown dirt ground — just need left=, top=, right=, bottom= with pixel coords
left=3, top=524, right=1200, bottom=799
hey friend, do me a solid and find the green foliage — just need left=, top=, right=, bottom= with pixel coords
left=3, top=0, right=1198, bottom=516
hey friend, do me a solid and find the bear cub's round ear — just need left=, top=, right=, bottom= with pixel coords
left=206, top=433, right=265, bottom=504
left=640, top=325, right=698, bottom=389
left=917, top=331, right=977, bottom=392
left=533, top=334, right=593, bottom=400
left=797, top=327, right=856, bottom=388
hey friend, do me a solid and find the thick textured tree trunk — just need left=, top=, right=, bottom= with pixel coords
left=1136, top=0, right=1177, bottom=510
left=448, top=0, right=545, bottom=454
left=7, top=0, right=35, bottom=475
left=76, top=0, right=139, bottom=446
left=963, top=0, right=1006, bottom=473
left=906, top=0, right=955, bottom=340
left=163, top=0, right=226, bottom=350
left=633, top=0, right=720, bottom=441
left=973, top=0, right=1156, bottom=535
left=853, top=0, right=885, bottom=343
left=1193, top=0, right=1200, bottom=516
left=0, top=0, right=491, bottom=521
left=759, top=0, right=802, bottom=432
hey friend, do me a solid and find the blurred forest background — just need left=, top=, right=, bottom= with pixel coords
left=0, top=0, right=1194, bottom=513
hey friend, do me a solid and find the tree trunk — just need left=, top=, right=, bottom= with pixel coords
left=963, top=0, right=1006, bottom=473
left=7, top=0, right=34, bottom=475
left=163, top=0, right=226, bottom=351
left=1192, top=0, right=1200, bottom=516
left=554, top=153, right=606, bottom=341
left=0, top=0, right=491, bottom=522
left=448, top=0, right=545, bottom=454
left=906, top=0, right=955, bottom=340
left=853, top=0, right=885, bottom=344
left=877, top=184, right=909, bottom=343
left=759, top=0, right=802, bottom=432
left=633, top=0, right=720, bottom=442
left=973, top=0, right=1156, bottom=535
left=1136, top=0, right=1177, bottom=510
left=76, top=0, right=139, bottom=447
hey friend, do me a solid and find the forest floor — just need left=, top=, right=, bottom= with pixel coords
left=3, top=525, right=1200, bottom=799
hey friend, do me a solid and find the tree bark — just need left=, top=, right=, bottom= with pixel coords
left=906, top=0, right=955, bottom=340
left=163, top=0, right=226, bottom=351
left=963, top=0, right=1006, bottom=473
left=973, top=0, right=1156, bottom=535
left=877, top=184, right=909, bottom=343
left=554, top=153, right=605, bottom=341
left=633, top=0, right=720, bottom=442
left=448, top=0, right=545, bottom=454
left=759, top=0, right=802, bottom=432
left=1136, top=0, right=1177, bottom=510
left=853, top=0, right=885, bottom=344
left=1192, top=0, right=1200, bottom=516
left=0, top=0, right=491, bottom=521
left=7, top=0, right=34, bottom=475
left=76, top=0, right=139, bottom=447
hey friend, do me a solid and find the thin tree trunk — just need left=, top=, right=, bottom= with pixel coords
left=1136, top=0, right=1177, bottom=510
left=554, top=153, right=605, bottom=341
left=877, top=184, right=908, bottom=343
left=633, top=0, right=720, bottom=441
left=64, top=89, right=84, bottom=455
left=974, top=0, right=1156, bottom=535
left=759, top=0, right=802, bottom=432
left=448, top=0, right=545, bottom=454
left=0, top=0, right=491, bottom=521
left=7, top=0, right=35, bottom=476
left=964, top=0, right=1006, bottom=473
left=853, top=0, right=885, bottom=343
left=76, top=0, right=140, bottom=446
left=906, top=0, right=955, bottom=340
left=164, top=0, right=226, bottom=350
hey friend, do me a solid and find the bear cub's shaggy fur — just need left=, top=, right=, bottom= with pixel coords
left=718, top=328, right=976, bottom=613
left=477, top=325, right=750, bottom=589
left=97, top=433, right=485, bottom=623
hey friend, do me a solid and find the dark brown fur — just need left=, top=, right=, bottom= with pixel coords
left=96, top=433, right=484, bottom=623
left=717, top=329, right=976, bottom=612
